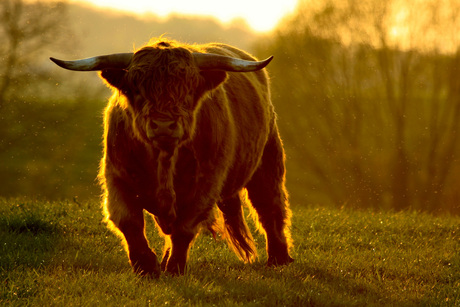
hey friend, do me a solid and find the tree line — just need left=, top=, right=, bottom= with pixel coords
left=260, top=0, right=460, bottom=213
left=1, top=0, right=459, bottom=214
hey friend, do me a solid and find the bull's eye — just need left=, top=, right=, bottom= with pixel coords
left=128, top=92, right=148, bottom=110
left=133, top=90, right=143, bottom=98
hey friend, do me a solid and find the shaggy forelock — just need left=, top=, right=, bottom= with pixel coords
left=126, top=42, right=202, bottom=113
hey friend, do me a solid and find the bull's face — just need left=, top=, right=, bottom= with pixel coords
left=101, top=45, right=228, bottom=151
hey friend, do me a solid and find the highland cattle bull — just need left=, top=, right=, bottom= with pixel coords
left=50, top=38, right=293, bottom=276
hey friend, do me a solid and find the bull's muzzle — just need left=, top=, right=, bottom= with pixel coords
left=146, top=119, right=184, bottom=149
left=149, top=119, right=181, bottom=138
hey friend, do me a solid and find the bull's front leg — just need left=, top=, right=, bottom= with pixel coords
left=104, top=185, right=161, bottom=277
left=164, top=228, right=196, bottom=275
left=118, top=211, right=161, bottom=277
left=162, top=198, right=216, bottom=275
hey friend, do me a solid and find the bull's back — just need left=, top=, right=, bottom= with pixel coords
left=199, top=44, right=274, bottom=197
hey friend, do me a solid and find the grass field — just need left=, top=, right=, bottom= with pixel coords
left=0, top=197, right=459, bottom=306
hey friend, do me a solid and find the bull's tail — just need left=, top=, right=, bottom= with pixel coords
left=218, top=195, right=257, bottom=263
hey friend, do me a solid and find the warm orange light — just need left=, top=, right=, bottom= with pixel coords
left=70, top=0, right=298, bottom=32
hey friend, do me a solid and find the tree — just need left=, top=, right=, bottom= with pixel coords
left=259, top=0, right=460, bottom=213
left=0, top=0, right=69, bottom=107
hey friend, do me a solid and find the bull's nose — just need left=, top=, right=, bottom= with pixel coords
left=147, top=119, right=182, bottom=139
left=152, top=120, right=177, bottom=135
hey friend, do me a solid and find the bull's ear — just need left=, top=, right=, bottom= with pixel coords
left=199, top=70, right=228, bottom=92
left=99, top=69, right=127, bottom=90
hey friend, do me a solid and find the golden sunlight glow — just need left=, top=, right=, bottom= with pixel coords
left=72, top=0, right=298, bottom=32
left=389, top=7, right=410, bottom=46
left=385, top=0, right=459, bottom=53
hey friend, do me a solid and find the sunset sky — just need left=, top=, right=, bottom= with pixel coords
left=70, top=0, right=299, bottom=32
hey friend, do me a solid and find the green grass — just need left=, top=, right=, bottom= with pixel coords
left=0, top=198, right=459, bottom=306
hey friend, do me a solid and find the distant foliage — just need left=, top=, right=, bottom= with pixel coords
left=0, top=0, right=70, bottom=107
left=258, top=0, right=460, bottom=213
left=0, top=1, right=259, bottom=201
left=67, top=3, right=258, bottom=56
left=2, top=0, right=460, bottom=214
left=0, top=98, right=105, bottom=200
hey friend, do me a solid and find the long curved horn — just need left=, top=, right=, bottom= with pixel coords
left=50, top=53, right=133, bottom=71
left=193, top=53, right=273, bottom=72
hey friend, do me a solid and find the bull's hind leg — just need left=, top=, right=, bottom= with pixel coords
left=246, top=130, right=293, bottom=266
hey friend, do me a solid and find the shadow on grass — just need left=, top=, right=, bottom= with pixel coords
left=0, top=200, right=129, bottom=276
left=0, top=213, right=60, bottom=235
left=0, top=211, right=62, bottom=270
left=160, top=258, right=400, bottom=306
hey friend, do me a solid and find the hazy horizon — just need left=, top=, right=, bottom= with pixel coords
left=67, top=0, right=298, bottom=33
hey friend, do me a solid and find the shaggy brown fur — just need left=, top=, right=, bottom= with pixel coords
left=98, top=38, right=293, bottom=276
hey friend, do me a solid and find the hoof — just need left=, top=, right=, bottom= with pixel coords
left=130, top=250, right=161, bottom=278
left=131, top=261, right=161, bottom=278
left=267, top=254, right=294, bottom=267
left=165, top=257, right=186, bottom=275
